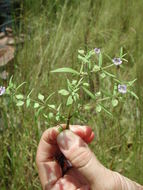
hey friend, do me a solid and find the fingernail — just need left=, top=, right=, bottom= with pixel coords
left=57, top=130, right=75, bottom=150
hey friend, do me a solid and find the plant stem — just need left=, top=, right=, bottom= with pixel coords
left=66, top=104, right=73, bottom=129
left=103, top=64, right=114, bottom=70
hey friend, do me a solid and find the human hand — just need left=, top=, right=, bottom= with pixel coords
left=36, top=125, right=143, bottom=190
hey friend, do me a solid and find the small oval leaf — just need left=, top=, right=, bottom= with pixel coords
left=34, top=103, right=40, bottom=108
left=38, top=93, right=44, bottom=101
left=16, top=94, right=24, bottom=100
left=48, top=104, right=56, bottom=109
left=112, top=99, right=119, bottom=107
left=58, top=89, right=69, bottom=96
left=66, top=96, right=73, bottom=106
left=99, top=53, right=102, bottom=67
left=78, top=50, right=85, bottom=54
left=82, top=86, right=95, bottom=100
left=26, top=98, right=31, bottom=108
left=96, top=105, right=102, bottom=112
left=16, top=101, right=24, bottom=107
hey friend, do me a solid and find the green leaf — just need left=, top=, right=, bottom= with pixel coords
left=57, top=104, right=62, bottom=111
left=72, top=80, right=77, bottom=85
left=86, top=50, right=95, bottom=59
left=78, top=55, right=89, bottom=63
left=51, top=68, right=79, bottom=75
left=76, top=77, right=83, bottom=87
left=100, top=73, right=106, bottom=79
left=95, top=91, right=101, bottom=97
left=120, top=47, right=123, bottom=58
left=66, top=96, right=73, bottom=106
left=73, top=93, right=79, bottom=101
left=16, top=94, right=24, bottom=100
left=58, top=125, right=63, bottom=132
left=34, top=103, right=40, bottom=108
left=83, top=83, right=89, bottom=87
left=113, top=78, right=121, bottom=83
left=113, top=84, right=118, bottom=95
left=88, top=61, right=91, bottom=70
left=128, top=79, right=137, bottom=86
left=5, top=88, right=10, bottom=95
left=129, top=91, right=139, bottom=100
left=103, top=70, right=116, bottom=78
left=9, top=75, right=13, bottom=85
left=96, top=104, right=102, bottom=112
left=78, top=50, right=84, bottom=55
left=27, top=89, right=34, bottom=98
left=93, top=65, right=100, bottom=72
left=45, top=92, right=55, bottom=102
left=101, top=105, right=112, bottom=117
left=122, top=58, right=128, bottom=62
left=82, top=86, right=95, bottom=99
left=58, top=89, right=69, bottom=96
left=16, top=101, right=24, bottom=107
left=26, top=98, right=31, bottom=108
left=16, top=82, right=26, bottom=90
left=36, top=106, right=44, bottom=116
left=84, top=104, right=92, bottom=110
left=56, top=115, right=60, bottom=121
left=67, top=79, right=73, bottom=91
left=43, top=114, right=48, bottom=119
left=73, top=88, right=79, bottom=93
left=48, top=104, right=56, bottom=109
left=104, top=53, right=113, bottom=62
left=99, top=53, right=102, bottom=67
left=112, top=99, right=119, bottom=107
left=38, top=93, right=44, bottom=101
left=49, top=112, right=54, bottom=119
left=101, top=89, right=112, bottom=96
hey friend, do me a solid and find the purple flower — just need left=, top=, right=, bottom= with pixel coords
left=0, top=86, right=6, bottom=96
left=112, top=58, right=122, bottom=66
left=94, top=48, right=100, bottom=54
left=118, top=84, right=127, bottom=94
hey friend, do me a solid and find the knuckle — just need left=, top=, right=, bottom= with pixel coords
left=71, top=147, right=92, bottom=168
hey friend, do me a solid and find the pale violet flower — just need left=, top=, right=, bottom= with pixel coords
left=94, top=48, right=100, bottom=54
left=112, top=58, right=122, bottom=66
left=118, top=84, right=127, bottom=94
left=0, top=86, right=6, bottom=96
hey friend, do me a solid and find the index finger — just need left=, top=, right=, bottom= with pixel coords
left=36, top=127, right=62, bottom=189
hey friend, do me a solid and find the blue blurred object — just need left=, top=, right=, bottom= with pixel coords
left=0, top=0, right=20, bottom=32
left=0, top=0, right=12, bottom=31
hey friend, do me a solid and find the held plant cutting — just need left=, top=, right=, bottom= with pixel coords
left=0, top=47, right=139, bottom=131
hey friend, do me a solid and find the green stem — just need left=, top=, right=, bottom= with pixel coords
left=98, top=97, right=111, bottom=102
left=66, top=105, right=73, bottom=129
left=102, top=64, right=114, bottom=70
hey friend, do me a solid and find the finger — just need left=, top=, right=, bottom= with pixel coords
left=51, top=174, right=81, bottom=190
left=36, top=127, right=60, bottom=162
left=66, top=168, right=89, bottom=186
left=69, top=125, right=95, bottom=143
left=77, top=185, right=90, bottom=190
left=36, top=127, right=62, bottom=189
left=61, top=124, right=95, bottom=143
left=57, top=130, right=106, bottom=186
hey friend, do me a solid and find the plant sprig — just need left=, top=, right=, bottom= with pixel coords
left=0, top=47, right=139, bottom=130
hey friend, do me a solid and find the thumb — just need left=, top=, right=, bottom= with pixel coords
left=57, top=130, right=107, bottom=185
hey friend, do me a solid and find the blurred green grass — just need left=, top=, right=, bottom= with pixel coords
left=0, top=0, right=143, bottom=189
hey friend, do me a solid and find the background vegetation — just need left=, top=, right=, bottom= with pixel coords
left=0, top=0, right=143, bottom=189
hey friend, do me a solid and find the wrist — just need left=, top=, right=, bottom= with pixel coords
left=113, top=171, right=143, bottom=190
